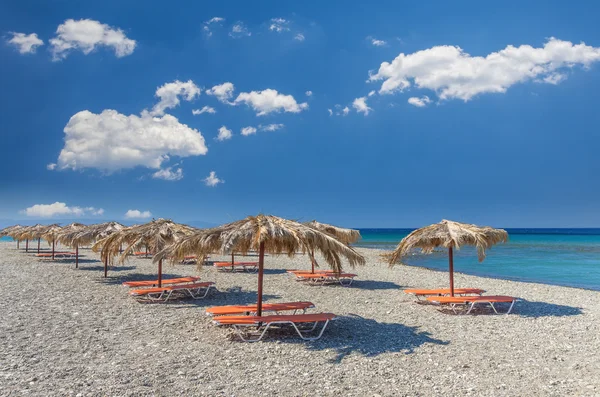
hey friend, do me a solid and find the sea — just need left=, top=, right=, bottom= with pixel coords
left=3, top=229, right=600, bottom=290
left=355, top=228, right=600, bottom=291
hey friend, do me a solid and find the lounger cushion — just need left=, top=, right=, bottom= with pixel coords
left=213, top=313, right=336, bottom=325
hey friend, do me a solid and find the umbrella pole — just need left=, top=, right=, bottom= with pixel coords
left=158, top=259, right=163, bottom=288
left=145, top=245, right=148, bottom=258
left=26, top=239, right=29, bottom=253
left=37, top=238, right=40, bottom=254
left=75, top=245, right=79, bottom=269
left=17, top=240, right=19, bottom=249
left=309, top=248, right=317, bottom=273
left=231, top=252, right=234, bottom=265
left=449, top=247, right=454, bottom=297
left=257, top=242, right=265, bottom=317
left=104, top=257, right=108, bottom=278
left=52, top=239, right=55, bottom=260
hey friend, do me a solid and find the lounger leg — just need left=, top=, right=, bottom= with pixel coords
left=292, top=320, right=331, bottom=341
left=232, top=324, right=271, bottom=342
left=506, top=300, right=516, bottom=314
left=339, top=278, right=353, bottom=287
left=489, top=302, right=499, bottom=314
left=466, top=302, right=477, bottom=315
left=188, top=285, right=212, bottom=299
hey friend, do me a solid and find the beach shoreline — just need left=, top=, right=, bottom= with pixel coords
left=1, top=241, right=599, bottom=396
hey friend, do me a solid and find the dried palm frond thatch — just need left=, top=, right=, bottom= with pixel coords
left=55, top=223, right=86, bottom=247
left=73, top=221, right=125, bottom=247
left=386, top=219, right=508, bottom=296
left=303, top=220, right=362, bottom=272
left=0, top=224, right=22, bottom=237
left=156, top=214, right=366, bottom=315
left=93, top=218, right=196, bottom=283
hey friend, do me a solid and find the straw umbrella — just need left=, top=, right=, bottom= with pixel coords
left=76, top=222, right=125, bottom=274
left=386, top=219, right=508, bottom=296
left=156, top=214, right=366, bottom=316
left=13, top=224, right=44, bottom=253
left=304, top=220, right=361, bottom=273
left=39, top=224, right=63, bottom=260
left=56, top=223, right=86, bottom=267
left=94, top=219, right=195, bottom=285
left=0, top=225, right=23, bottom=248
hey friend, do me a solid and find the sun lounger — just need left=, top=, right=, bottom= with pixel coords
left=206, top=301, right=315, bottom=316
left=213, top=261, right=259, bottom=272
left=132, top=251, right=152, bottom=257
left=287, top=269, right=331, bottom=275
left=212, top=313, right=336, bottom=342
left=426, top=295, right=518, bottom=314
left=128, top=282, right=215, bottom=301
left=404, top=288, right=485, bottom=300
left=35, top=252, right=77, bottom=259
left=122, top=276, right=200, bottom=288
left=180, top=255, right=209, bottom=264
left=295, top=272, right=357, bottom=287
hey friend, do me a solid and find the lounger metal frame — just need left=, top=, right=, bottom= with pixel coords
left=435, top=298, right=517, bottom=315
left=221, top=318, right=334, bottom=342
left=206, top=302, right=315, bottom=317
left=411, top=290, right=485, bottom=301
left=131, top=283, right=214, bottom=302
left=296, top=274, right=356, bottom=287
left=215, top=263, right=259, bottom=273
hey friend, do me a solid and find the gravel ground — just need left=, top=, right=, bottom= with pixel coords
left=1, top=241, right=599, bottom=396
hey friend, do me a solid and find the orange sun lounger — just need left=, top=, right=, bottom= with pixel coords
left=287, top=269, right=331, bottom=275
left=213, top=261, right=259, bottom=272
left=404, top=288, right=485, bottom=300
left=129, top=282, right=215, bottom=301
left=426, top=295, right=518, bottom=314
left=295, top=272, right=357, bottom=287
left=212, top=313, right=337, bottom=342
left=35, top=252, right=77, bottom=259
left=122, top=276, right=200, bottom=288
left=206, top=301, right=315, bottom=316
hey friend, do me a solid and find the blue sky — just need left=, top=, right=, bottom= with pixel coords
left=1, top=0, right=600, bottom=228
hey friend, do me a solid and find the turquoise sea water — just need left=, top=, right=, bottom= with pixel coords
left=355, top=229, right=600, bottom=291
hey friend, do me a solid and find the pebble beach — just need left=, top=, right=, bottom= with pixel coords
left=1, top=241, right=599, bottom=396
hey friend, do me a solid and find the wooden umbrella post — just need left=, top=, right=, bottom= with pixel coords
left=257, top=242, right=265, bottom=317
left=26, top=239, right=29, bottom=253
left=75, top=245, right=79, bottom=269
left=52, top=239, right=55, bottom=260
left=231, top=252, right=235, bottom=265
left=158, top=259, right=163, bottom=287
left=310, top=248, right=317, bottom=273
left=104, top=256, right=108, bottom=278
left=448, top=246, right=455, bottom=297
left=17, top=240, right=19, bottom=249
left=37, top=238, right=40, bottom=254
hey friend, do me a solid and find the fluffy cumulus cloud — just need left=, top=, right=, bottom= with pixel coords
left=229, top=22, right=251, bottom=38
left=234, top=89, right=308, bottom=116
left=55, top=110, right=207, bottom=172
left=50, top=19, right=136, bottom=60
left=152, top=166, right=183, bottom=181
left=342, top=106, right=350, bottom=116
left=217, top=126, right=232, bottom=141
left=46, top=163, right=57, bottom=171
left=353, top=97, right=371, bottom=115
left=192, top=106, right=216, bottom=115
left=294, top=33, right=305, bottom=42
left=206, top=82, right=235, bottom=103
left=151, top=80, right=200, bottom=116
left=203, top=171, right=223, bottom=187
left=7, top=32, right=44, bottom=54
left=260, top=123, right=284, bottom=132
left=22, top=202, right=104, bottom=218
left=269, top=18, right=290, bottom=33
left=241, top=126, right=257, bottom=136
left=204, top=17, right=225, bottom=36
left=369, top=37, right=600, bottom=101
left=124, top=209, right=152, bottom=219
left=408, top=96, right=432, bottom=107
left=305, top=90, right=313, bottom=97
left=371, top=39, right=386, bottom=47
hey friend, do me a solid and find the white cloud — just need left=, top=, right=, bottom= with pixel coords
left=192, top=106, right=216, bottom=115
left=241, top=126, right=257, bottom=136
left=55, top=110, right=207, bottom=172
left=206, top=17, right=225, bottom=24
left=260, top=123, right=284, bottom=132
left=270, top=18, right=290, bottom=33
left=540, top=72, right=567, bottom=85
left=206, top=82, right=235, bottom=103
left=125, top=209, right=152, bottom=219
left=328, top=109, right=333, bottom=116
left=368, top=90, right=376, bottom=97
left=50, top=19, right=136, bottom=60
left=372, top=39, right=387, bottom=47
left=151, top=80, right=200, bottom=116
left=305, top=90, right=313, bottom=96
left=203, top=171, right=223, bottom=187
left=369, top=37, right=600, bottom=101
left=152, top=167, right=183, bottom=181
left=342, top=106, right=350, bottom=116
left=22, top=202, right=104, bottom=218
left=408, top=96, right=432, bottom=107
left=46, top=163, right=57, bottom=171
left=294, top=33, right=305, bottom=42
left=234, top=89, right=308, bottom=116
left=7, top=32, right=44, bottom=54
left=217, top=126, right=232, bottom=141
left=229, top=23, right=251, bottom=38
left=353, top=97, right=371, bottom=115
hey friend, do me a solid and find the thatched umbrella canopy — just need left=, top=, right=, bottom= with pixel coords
left=387, top=219, right=508, bottom=296
left=40, top=224, right=64, bottom=260
left=55, top=223, right=86, bottom=267
left=304, top=220, right=361, bottom=273
left=93, top=218, right=196, bottom=284
left=0, top=225, right=24, bottom=249
left=156, top=214, right=366, bottom=316
left=13, top=224, right=45, bottom=253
